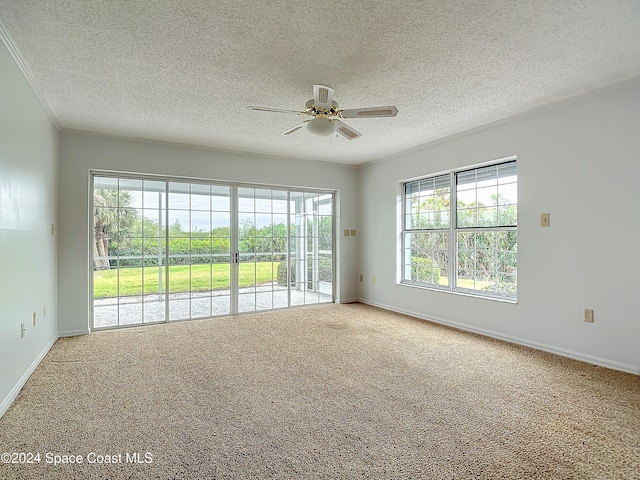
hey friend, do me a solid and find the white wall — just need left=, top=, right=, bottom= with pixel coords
left=0, top=42, right=58, bottom=416
left=358, top=80, right=640, bottom=374
left=58, top=132, right=359, bottom=335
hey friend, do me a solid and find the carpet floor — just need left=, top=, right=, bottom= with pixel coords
left=0, top=303, right=638, bottom=479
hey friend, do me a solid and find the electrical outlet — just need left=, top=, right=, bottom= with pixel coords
left=541, top=213, right=550, bottom=227
left=584, top=309, right=594, bottom=322
left=21, top=323, right=25, bottom=338
left=372, top=276, right=376, bottom=284
left=33, top=312, right=37, bottom=326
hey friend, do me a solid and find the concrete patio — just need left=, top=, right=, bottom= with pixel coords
left=93, top=282, right=333, bottom=329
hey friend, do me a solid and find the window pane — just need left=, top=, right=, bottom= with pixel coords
left=190, top=183, right=211, bottom=211
left=497, top=183, right=517, bottom=203
left=318, top=195, right=332, bottom=215
left=255, top=189, right=273, bottom=213
left=191, top=264, right=212, bottom=293
left=168, top=182, right=190, bottom=209
left=255, top=213, right=273, bottom=234
left=191, top=211, right=211, bottom=234
left=403, top=232, right=449, bottom=286
left=238, top=188, right=255, bottom=212
left=119, top=179, right=143, bottom=209
left=457, top=207, right=476, bottom=228
left=456, top=162, right=517, bottom=228
left=476, top=206, right=498, bottom=227
left=405, top=175, right=450, bottom=229
left=168, top=210, right=190, bottom=236
left=456, top=231, right=517, bottom=297
left=142, top=180, right=166, bottom=209
left=497, top=205, right=517, bottom=226
left=456, top=188, right=476, bottom=205
left=238, top=213, right=254, bottom=233
left=211, top=185, right=230, bottom=211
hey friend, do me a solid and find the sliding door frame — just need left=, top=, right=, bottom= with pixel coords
left=89, top=170, right=336, bottom=330
left=229, top=184, right=240, bottom=316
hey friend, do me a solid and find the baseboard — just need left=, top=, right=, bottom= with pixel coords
left=58, top=329, right=90, bottom=337
left=358, top=299, right=640, bottom=376
left=0, top=335, right=59, bottom=419
left=339, top=298, right=360, bottom=304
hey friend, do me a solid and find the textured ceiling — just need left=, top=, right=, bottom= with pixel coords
left=1, top=1, right=640, bottom=165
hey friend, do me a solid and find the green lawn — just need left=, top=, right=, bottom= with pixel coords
left=436, top=276, right=490, bottom=290
left=94, top=263, right=493, bottom=300
left=93, top=262, right=279, bottom=298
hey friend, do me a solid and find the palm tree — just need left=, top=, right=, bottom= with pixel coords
left=93, top=189, right=138, bottom=270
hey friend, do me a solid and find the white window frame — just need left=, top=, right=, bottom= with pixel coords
left=400, top=157, right=517, bottom=302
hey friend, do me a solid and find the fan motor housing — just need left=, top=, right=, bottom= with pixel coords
left=305, top=99, right=340, bottom=118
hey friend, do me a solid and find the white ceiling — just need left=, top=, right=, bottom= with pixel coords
left=1, top=1, right=640, bottom=165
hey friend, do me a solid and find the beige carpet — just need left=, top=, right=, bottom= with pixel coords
left=0, top=303, right=638, bottom=479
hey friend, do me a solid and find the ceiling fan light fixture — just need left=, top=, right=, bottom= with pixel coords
left=307, top=118, right=336, bottom=137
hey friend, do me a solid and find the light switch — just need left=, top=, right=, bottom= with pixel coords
left=350, top=229, right=356, bottom=237
left=541, top=214, right=550, bottom=227
left=344, top=229, right=350, bottom=236
left=584, top=309, right=594, bottom=322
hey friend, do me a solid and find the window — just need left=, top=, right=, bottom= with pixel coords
left=402, top=160, right=517, bottom=300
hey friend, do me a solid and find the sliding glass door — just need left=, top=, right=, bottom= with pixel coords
left=93, top=177, right=168, bottom=328
left=166, top=182, right=232, bottom=321
left=289, top=191, right=334, bottom=306
left=237, top=187, right=290, bottom=313
left=91, top=174, right=334, bottom=329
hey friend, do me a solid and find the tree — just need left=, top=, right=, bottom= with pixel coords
left=93, top=189, right=138, bottom=270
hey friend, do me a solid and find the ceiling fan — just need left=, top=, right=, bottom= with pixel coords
left=248, top=84, right=398, bottom=140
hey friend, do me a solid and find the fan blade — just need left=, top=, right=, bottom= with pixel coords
left=340, top=105, right=398, bottom=118
left=313, top=84, right=335, bottom=110
left=335, top=120, right=362, bottom=140
left=280, top=120, right=311, bottom=136
left=247, top=106, right=306, bottom=115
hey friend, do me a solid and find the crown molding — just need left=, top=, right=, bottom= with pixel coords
left=0, top=16, right=62, bottom=131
